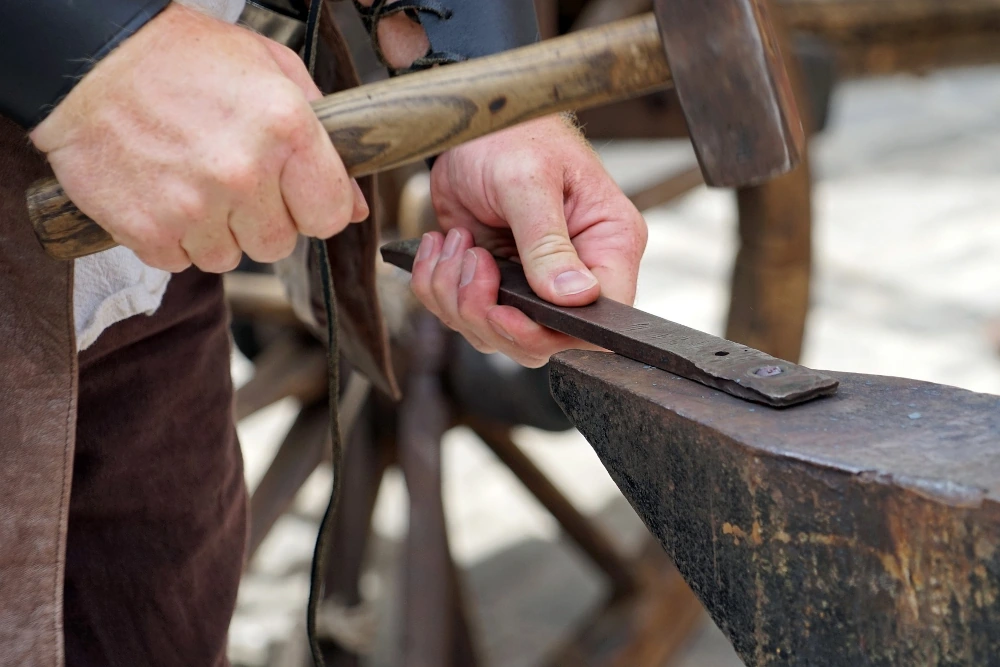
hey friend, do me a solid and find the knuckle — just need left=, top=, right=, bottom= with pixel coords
left=300, top=193, right=352, bottom=239
left=630, top=210, right=649, bottom=253
left=245, top=223, right=297, bottom=263
left=126, top=217, right=177, bottom=255
left=410, top=275, right=432, bottom=303
left=494, top=153, right=545, bottom=187
left=521, top=232, right=576, bottom=264
left=262, top=87, right=310, bottom=140
left=195, top=246, right=242, bottom=274
left=172, top=187, right=210, bottom=223
left=213, top=153, right=258, bottom=193
left=430, top=270, right=454, bottom=304
left=268, top=41, right=300, bottom=66
left=133, top=243, right=188, bottom=273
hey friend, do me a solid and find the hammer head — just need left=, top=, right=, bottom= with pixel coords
left=654, top=0, right=806, bottom=187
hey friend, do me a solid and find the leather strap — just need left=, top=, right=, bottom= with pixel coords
left=241, top=1, right=309, bottom=51
left=298, top=2, right=541, bottom=664
left=301, top=6, right=343, bottom=666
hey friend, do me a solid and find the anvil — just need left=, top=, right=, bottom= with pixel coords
left=382, top=239, right=1000, bottom=665
left=550, top=352, right=1000, bottom=666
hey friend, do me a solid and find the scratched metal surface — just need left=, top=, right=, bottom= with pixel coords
left=381, top=238, right=838, bottom=407
left=550, top=350, right=1000, bottom=666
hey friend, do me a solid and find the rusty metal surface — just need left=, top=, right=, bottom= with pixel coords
left=549, top=350, right=1000, bottom=666
left=381, top=239, right=837, bottom=407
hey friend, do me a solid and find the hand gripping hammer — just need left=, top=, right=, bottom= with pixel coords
left=27, top=0, right=805, bottom=260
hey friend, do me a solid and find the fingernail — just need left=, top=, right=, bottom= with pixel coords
left=554, top=270, right=598, bottom=296
left=488, top=320, right=515, bottom=342
left=459, top=250, right=477, bottom=287
left=441, top=229, right=462, bottom=261
left=415, top=233, right=434, bottom=262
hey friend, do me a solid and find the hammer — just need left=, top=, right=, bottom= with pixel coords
left=28, top=1, right=805, bottom=261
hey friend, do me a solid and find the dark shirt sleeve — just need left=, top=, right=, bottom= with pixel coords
left=419, top=0, right=540, bottom=59
left=0, top=0, right=172, bottom=129
left=353, top=0, right=540, bottom=73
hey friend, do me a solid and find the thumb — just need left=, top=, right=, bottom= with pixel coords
left=494, top=173, right=600, bottom=307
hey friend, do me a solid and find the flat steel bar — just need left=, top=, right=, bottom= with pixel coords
left=549, top=350, right=1000, bottom=666
left=381, top=239, right=838, bottom=408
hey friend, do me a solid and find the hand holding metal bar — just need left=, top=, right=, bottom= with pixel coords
left=380, top=239, right=837, bottom=408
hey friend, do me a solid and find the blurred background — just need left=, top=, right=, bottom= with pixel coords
left=226, top=1, right=1000, bottom=665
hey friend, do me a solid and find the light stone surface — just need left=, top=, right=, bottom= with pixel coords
left=229, top=66, right=1000, bottom=666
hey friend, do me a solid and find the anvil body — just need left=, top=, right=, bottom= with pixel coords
left=550, top=351, right=1000, bottom=666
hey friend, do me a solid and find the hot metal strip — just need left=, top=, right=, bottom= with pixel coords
left=380, top=239, right=838, bottom=407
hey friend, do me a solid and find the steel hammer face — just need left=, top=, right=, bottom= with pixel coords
left=654, top=0, right=806, bottom=187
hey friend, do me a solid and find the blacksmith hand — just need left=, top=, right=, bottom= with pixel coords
left=409, top=115, right=648, bottom=368
left=28, top=3, right=368, bottom=274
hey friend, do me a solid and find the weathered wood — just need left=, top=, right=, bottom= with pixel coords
left=317, top=400, right=389, bottom=666
left=654, top=0, right=805, bottom=187
left=467, top=417, right=641, bottom=597
left=28, top=14, right=674, bottom=260
left=234, top=334, right=328, bottom=422
left=224, top=272, right=300, bottom=327
left=780, top=0, right=1000, bottom=77
left=397, top=313, right=463, bottom=667
left=248, top=403, right=331, bottom=560
left=781, top=0, right=1000, bottom=37
left=544, top=543, right=705, bottom=667
left=246, top=373, right=370, bottom=560
left=625, top=165, right=704, bottom=213
left=727, top=160, right=813, bottom=362
left=550, top=350, right=1000, bottom=666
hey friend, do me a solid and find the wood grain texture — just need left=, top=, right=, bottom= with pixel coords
left=28, top=14, right=673, bottom=260
left=779, top=0, right=1000, bottom=76
left=654, top=0, right=806, bottom=187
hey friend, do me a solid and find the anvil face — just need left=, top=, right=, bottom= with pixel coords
left=550, top=351, right=1000, bottom=666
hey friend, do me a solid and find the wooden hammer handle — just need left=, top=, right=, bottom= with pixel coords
left=28, top=14, right=672, bottom=261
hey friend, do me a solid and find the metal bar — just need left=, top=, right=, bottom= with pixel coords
left=381, top=239, right=838, bottom=407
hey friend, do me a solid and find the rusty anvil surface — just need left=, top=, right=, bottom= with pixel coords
left=549, top=351, right=1000, bottom=666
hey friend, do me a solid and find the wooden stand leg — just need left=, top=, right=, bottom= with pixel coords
left=317, top=403, right=392, bottom=667
left=725, top=158, right=813, bottom=363
left=249, top=402, right=331, bottom=559
left=397, top=315, right=480, bottom=667
left=468, top=418, right=640, bottom=599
